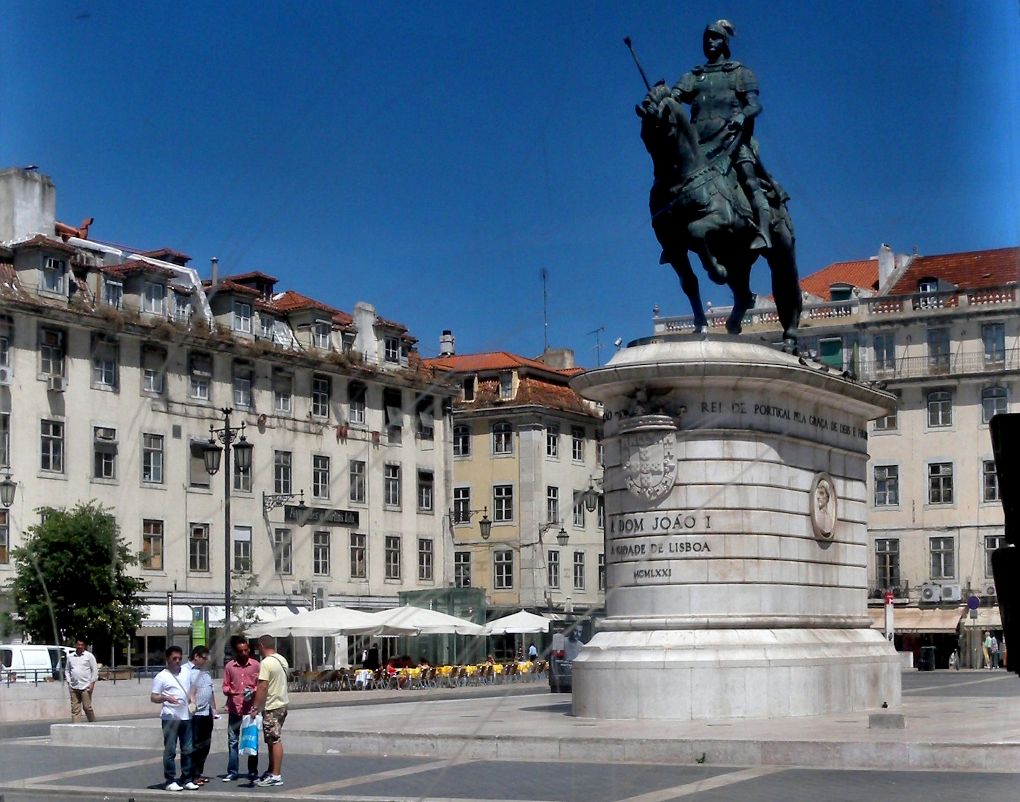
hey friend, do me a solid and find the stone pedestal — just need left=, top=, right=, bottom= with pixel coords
left=570, top=336, right=901, bottom=720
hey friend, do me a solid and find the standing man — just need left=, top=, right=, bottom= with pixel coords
left=150, top=645, right=199, bottom=792
left=66, top=637, right=98, bottom=723
left=222, top=635, right=260, bottom=782
left=187, top=646, right=217, bottom=785
left=252, top=635, right=289, bottom=787
left=527, top=642, right=539, bottom=662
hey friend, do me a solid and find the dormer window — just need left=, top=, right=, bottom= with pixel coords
left=384, top=336, right=401, bottom=363
left=260, top=315, right=274, bottom=340
left=233, top=300, right=253, bottom=334
left=172, top=290, right=191, bottom=323
left=499, top=372, right=513, bottom=400
left=463, top=376, right=475, bottom=402
left=142, top=281, right=166, bottom=315
left=829, top=283, right=853, bottom=302
left=40, top=257, right=66, bottom=294
left=104, top=279, right=124, bottom=309
left=312, top=321, right=331, bottom=350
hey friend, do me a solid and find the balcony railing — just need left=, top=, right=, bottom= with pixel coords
left=858, top=348, right=1019, bottom=381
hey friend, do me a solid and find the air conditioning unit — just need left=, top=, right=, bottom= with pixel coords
left=985, top=583, right=998, bottom=598
left=0, top=366, right=12, bottom=385
left=47, top=376, right=67, bottom=392
left=941, top=583, right=962, bottom=602
left=919, top=583, right=940, bottom=603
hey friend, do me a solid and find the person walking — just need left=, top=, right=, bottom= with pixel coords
left=66, top=637, right=98, bottom=723
left=252, top=635, right=290, bottom=787
left=150, top=645, right=199, bottom=792
left=991, top=635, right=1000, bottom=669
left=983, top=631, right=994, bottom=669
left=187, top=646, right=217, bottom=785
left=222, top=635, right=260, bottom=782
left=527, top=642, right=539, bottom=661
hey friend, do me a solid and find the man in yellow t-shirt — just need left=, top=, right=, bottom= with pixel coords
left=252, top=635, right=290, bottom=787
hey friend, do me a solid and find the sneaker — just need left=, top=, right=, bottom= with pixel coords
left=165, top=782, right=184, bottom=792
left=255, top=774, right=283, bottom=787
left=221, top=773, right=238, bottom=782
left=183, top=782, right=200, bottom=791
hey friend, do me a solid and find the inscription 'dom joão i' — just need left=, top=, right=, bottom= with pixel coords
left=608, top=513, right=710, bottom=534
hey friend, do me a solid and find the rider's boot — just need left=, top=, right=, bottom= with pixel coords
left=750, top=196, right=772, bottom=251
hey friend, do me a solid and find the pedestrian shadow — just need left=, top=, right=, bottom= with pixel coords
left=518, top=703, right=572, bottom=715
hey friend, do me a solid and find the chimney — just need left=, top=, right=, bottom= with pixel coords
left=439, top=329, right=456, bottom=356
left=210, top=256, right=219, bottom=287
left=877, top=244, right=895, bottom=287
left=541, top=348, right=575, bottom=370
left=0, top=167, right=56, bottom=243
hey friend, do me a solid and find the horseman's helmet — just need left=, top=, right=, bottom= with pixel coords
left=703, top=19, right=735, bottom=58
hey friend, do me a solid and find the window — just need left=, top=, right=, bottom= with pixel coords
left=597, top=495, right=605, bottom=530
left=929, top=536, right=955, bottom=580
left=873, top=465, right=898, bottom=507
left=273, top=528, right=293, bottom=574
left=873, top=390, right=900, bottom=431
left=142, top=520, right=164, bottom=570
left=494, top=550, right=513, bottom=589
left=453, top=425, right=471, bottom=457
left=142, top=281, right=166, bottom=315
left=384, top=388, right=403, bottom=442
left=312, top=455, right=330, bottom=499
left=983, top=460, right=1000, bottom=502
left=928, top=462, right=953, bottom=504
left=573, top=551, right=585, bottom=589
left=172, top=291, right=191, bottom=323
left=313, top=530, right=330, bottom=576
left=92, top=426, right=117, bottom=480
left=40, top=328, right=65, bottom=377
left=349, top=460, right=366, bottom=503
left=499, top=372, right=512, bottom=400
left=982, top=386, right=1007, bottom=424
left=547, top=550, right=560, bottom=588
left=384, top=336, right=400, bottom=363
left=454, top=551, right=471, bottom=588
left=546, top=426, right=559, bottom=458
left=385, top=535, right=401, bottom=580
left=418, top=538, right=433, bottom=581
left=875, top=539, right=900, bottom=589
left=819, top=337, right=843, bottom=369
left=142, top=346, right=166, bottom=395
left=233, top=452, right=252, bottom=492
left=349, top=532, right=367, bottom=579
left=0, top=510, right=8, bottom=565
left=384, top=464, right=401, bottom=507
left=91, top=336, right=118, bottom=389
left=232, top=301, right=252, bottom=333
left=417, top=470, right=434, bottom=511
left=985, top=535, right=1006, bottom=578
left=189, top=353, right=211, bottom=401
left=453, top=487, right=471, bottom=524
left=546, top=486, right=559, bottom=524
left=274, top=451, right=292, bottom=494
left=273, top=370, right=293, bottom=414
left=348, top=381, right=366, bottom=424
left=416, top=396, right=434, bottom=440
left=311, top=374, right=331, bottom=419
left=927, top=327, right=950, bottom=373
left=40, top=420, right=63, bottom=472
left=598, top=553, right=606, bottom=591
left=0, top=321, right=9, bottom=368
left=983, top=323, right=1005, bottom=365
left=312, top=321, right=331, bottom=350
left=142, top=433, right=163, bottom=484
left=493, top=484, right=513, bottom=522
left=571, top=427, right=585, bottom=462
left=926, top=390, right=952, bottom=427
left=492, top=422, right=513, bottom=455
left=189, top=524, right=209, bottom=572
left=104, top=279, right=123, bottom=309
left=0, top=413, right=9, bottom=467
left=233, top=525, right=252, bottom=572
left=232, top=363, right=253, bottom=409
left=189, top=441, right=211, bottom=488
left=573, top=490, right=585, bottom=527
left=260, top=315, right=275, bottom=340
left=597, top=441, right=604, bottom=467
left=40, top=257, right=66, bottom=294
left=918, top=278, right=939, bottom=307
left=462, top=377, right=475, bottom=401
left=873, top=333, right=895, bottom=372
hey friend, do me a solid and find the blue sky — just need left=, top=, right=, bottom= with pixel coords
left=3, top=1, right=1018, bottom=366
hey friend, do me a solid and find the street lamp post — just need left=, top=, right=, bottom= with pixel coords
left=201, top=408, right=254, bottom=658
left=0, top=468, right=16, bottom=508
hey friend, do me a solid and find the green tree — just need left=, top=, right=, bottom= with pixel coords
left=4, top=501, right=146, bottom=653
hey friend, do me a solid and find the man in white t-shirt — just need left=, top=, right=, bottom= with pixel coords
left=150, top=645, right=199, bottom=792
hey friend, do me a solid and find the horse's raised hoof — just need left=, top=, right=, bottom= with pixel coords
left=781, top=338, right=798, bottom=354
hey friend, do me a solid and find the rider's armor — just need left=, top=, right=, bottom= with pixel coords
left=673, top=61, right=758, bottom=164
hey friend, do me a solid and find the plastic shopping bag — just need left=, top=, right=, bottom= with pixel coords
left=239, top=713, right=262, bottom=756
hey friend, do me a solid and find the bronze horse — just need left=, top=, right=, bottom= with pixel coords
left=637, top=93, right=802, bottom=348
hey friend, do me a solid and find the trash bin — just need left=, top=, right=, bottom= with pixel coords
left=918, top=645, right=937, bottom=671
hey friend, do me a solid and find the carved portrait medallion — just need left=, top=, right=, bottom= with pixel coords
left=620, top=416, right=678, bottom=502
left=810, top=473, right=837, bottom=539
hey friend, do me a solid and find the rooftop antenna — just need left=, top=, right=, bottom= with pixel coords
left=589, top=325, right=606, bottom=366
left=541, top=268, right=549, bottom=354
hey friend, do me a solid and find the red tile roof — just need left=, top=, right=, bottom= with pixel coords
left=139, top=247, right=191, bottom=265
left=223, top=270, right=279, bottom=284
left=426, top=351, right=569, bottom=377
left=102, top=260, right=178, bottom=279
left=269, top=290, right=339, bottom=315
left=204, top=279, right=262, bottom=298
left=800, top=259, right=878, bottom=301
left=885, top=246, right=1019, bottom=295
left=12, top=234, right=76, bottom=254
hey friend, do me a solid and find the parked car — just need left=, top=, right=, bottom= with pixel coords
left=548, top=618, right=594, bottom=693
left=0, top=644, right=72, bottom=683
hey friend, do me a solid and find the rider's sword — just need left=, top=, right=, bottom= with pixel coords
left=623, top=37, right=653, bottom=92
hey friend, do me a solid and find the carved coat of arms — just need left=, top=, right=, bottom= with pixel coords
left=620, top=416, right=678, bottom=502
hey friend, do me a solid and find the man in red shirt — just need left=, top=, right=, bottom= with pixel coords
left=221, top=636, right=260, bottom=782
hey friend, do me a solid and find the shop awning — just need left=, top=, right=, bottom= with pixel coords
left=867, top=606, right=963, bottom=634
left=962, top=606, right=1002, bottom=629
left=141, top=604, right=304, bottom=629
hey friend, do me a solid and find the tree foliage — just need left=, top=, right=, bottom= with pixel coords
left=4, top=501, right=146, bottom=652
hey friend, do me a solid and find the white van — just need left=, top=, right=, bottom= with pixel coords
left=0, top=644, right=71, bottom=683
